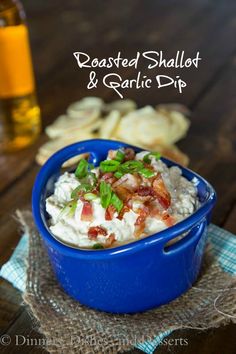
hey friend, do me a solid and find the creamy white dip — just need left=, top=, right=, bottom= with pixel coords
left=46, top=151, right=199, bottom=248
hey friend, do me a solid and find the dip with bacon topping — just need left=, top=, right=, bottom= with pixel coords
left=46, top=148, right=199, bottom=249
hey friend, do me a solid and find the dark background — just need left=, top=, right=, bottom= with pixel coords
left=0, top=0, right=236, bottom=353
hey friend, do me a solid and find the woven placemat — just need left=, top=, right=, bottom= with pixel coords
left=20, top=211, right=236, bottom=353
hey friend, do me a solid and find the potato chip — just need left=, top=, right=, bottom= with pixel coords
left=35, top=152, right=48, bottom=166
left=39, top=132, right=94, bottom=155
left=99, top=110, right=121, bottom=139
left=156, top=103, right=191, bottom=117
left=36, top=133, right=94, bottom=166
left=115, top=106, right=154, bottom=145
left=67, top=107, right=101, bottom=122
left=136, top=114, right=170, bottom=146
left=67, top=97, right=104, bottom=117
left=36, top=151, right=89, bottom=167
left=105, top=99, right=137, bottom=115
left=117, top=106, right=170, bottom=146
left=147, top=143, right=189, bottom=166
left=61, top=154, right=89, bottom=168
left=45, top=111, right=100, bottom=139
left=167, top=111, right=190, bottom=143
left=155, top=107, right=190, bottom=144
left=83, top=118, right=103, bottom=132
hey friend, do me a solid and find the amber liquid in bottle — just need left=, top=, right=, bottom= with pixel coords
left=0, top=0, right=41, bottom=152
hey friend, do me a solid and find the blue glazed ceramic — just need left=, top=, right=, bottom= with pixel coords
left=32, top=139, right=216, bottom=314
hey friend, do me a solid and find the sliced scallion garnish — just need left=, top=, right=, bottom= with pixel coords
left=100, top=160, right=120, bottom=173
left=89, top=163, right=95, bottom=170
left=119, top=160, right=143, bottom=173
left=139, top=168, right=156, bottom=178
left=92, top=243, right=104, bottom=249
left=110, top=192, right=123, bottom=213
left=99, top=181, right=112, bottom=208
left=59, top=199, right=77, bottom=219
left=143, top=152, right=161, bottom=164
left=87, top=172, right=97, bottom=184
left=71, top=183, right=92, bottom=199
left=114, top=171, right=124, bottom=179
left=115, top=150, right=125, bottom=162
left=75, top=159, right=89, bottom=179
left=84, top=192, right=98, bottom=201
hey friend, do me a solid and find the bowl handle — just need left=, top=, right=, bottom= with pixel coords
left=162, top=218, right=208, bottom=254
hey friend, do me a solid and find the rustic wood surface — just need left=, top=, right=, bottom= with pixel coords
left=0, top=0, right=236, bottom=353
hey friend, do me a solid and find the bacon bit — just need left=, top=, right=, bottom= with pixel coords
left=135, top=214, right=145, bottom=226
left=113, top=185, right=132, bottom=202
left=137, top=186, right=155, bottom=197
left=131, top=186, right=156, bottom=203
left=88, top=226, right=107, bottom=240
left=81, top=200, right=94, bottom=221
left=134, top=207, right=148, bottom=237
left=131, top=195, right=153, bottom=204
left=134, top=220, right=146, bottom=237
left=105, top=205, right=116, bottom=220
left=152, top=174, right=171, bottom=209
left=105, top=233, right=116, bottom=247
left=117, top=205, right=130, bottom=220
left=162, top=212, right=175, bottom=227
left=101, top=172, right=113, bottom=180
left=143, top=162, right=155, bottom=169
left=113, top=173, right=141, bottom=191
left=124, top=148, right=135, bottom=161
left=112, top=176, right=129, bottom=188
left=138, top=204, right=149, bottom=219
left=107, top=149, right=117, bottom=160
left=91, top=188, right=99, bottom=195
left=149, top=205, right=161, bottom=218
left=100, top=172, right=117, bottom=185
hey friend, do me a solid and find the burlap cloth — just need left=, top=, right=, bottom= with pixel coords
left=20, top=211, right=236, bottom=353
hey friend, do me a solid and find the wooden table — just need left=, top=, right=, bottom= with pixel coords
left=0, top=0, right=236, bottom=352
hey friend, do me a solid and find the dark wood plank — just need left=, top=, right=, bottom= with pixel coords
left=0, top=280, right=22, bottom=335
left=154, top=325, right=236, bottom=354
left=0, top=309, right=45, bottom=353
left=178, top=56, right=236, bottom=232
left=0, top=164, right=39, bottom=266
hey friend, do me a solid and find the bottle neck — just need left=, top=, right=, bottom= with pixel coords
left=0, top=0, right=25, bottom=27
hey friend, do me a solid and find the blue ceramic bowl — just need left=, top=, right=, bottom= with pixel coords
left=32, top=139, right=216, bottom=314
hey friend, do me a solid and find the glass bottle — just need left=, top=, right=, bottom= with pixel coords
left=0, top=0, right=41, bottom=152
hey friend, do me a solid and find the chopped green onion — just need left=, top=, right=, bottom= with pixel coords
left=115, top=150, right=125, bottom=162
left=92, top=243, right=104, bottom=249
left=68, top=200, right=78, bottom=215
left=84, top=192, right=98, bottom=201
left=143, top=152, right=161, bottom=163
left=99, top=181, right=112, bottom=208
left=111, top=192, right=123, bottom=213
left=75, top=159, right=89, bottom=179
left=119, top=160, right=143, bottom=173
left=114, top=171, right=124, bottom=179
left=59, top=199, right=77, bottom=219
left=71, top=183, right=92, bottom=198
left=139, top=168, right=156, bottom=178
left=100, top=160, right=120, bottom=172
left=87, top=172, right=97, bottom=184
